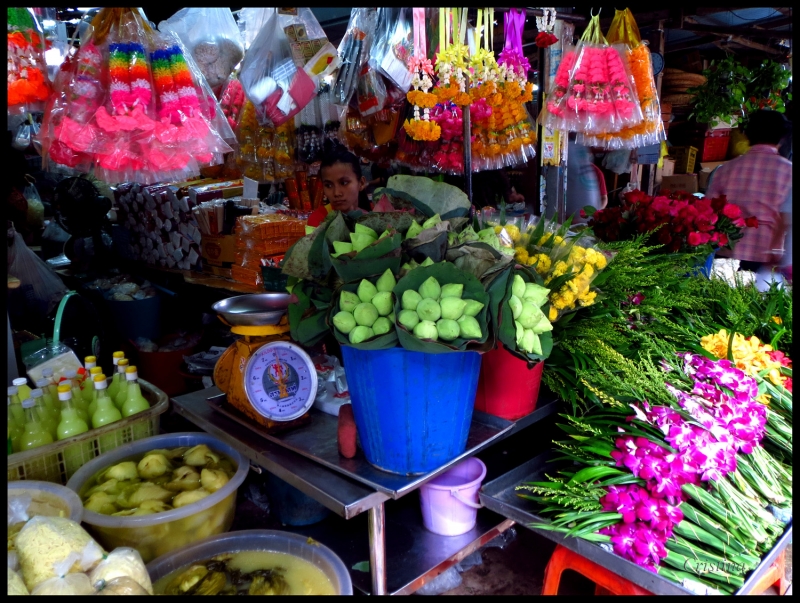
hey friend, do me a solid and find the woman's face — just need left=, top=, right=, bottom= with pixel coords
left=321, top=161, right=366, bottom=213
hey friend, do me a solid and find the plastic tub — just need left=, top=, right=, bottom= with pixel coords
left=341, top=345, right=481, bottom=476
left=146, top=529, right=353, bottom=595
left=419, top=457, right=486, bottom=536
left=8, top=480, right=84, bottom=524
left=65, top=432, right=248, bottom=563
left=474, top=344, right=544, bottom=420
left=266, top=472, right=331, bottom=526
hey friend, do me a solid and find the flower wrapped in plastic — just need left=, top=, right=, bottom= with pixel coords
left=7, top=7, right=51, bottom=116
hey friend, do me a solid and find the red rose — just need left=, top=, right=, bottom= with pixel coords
left=688, top=232, right=702, bottom=246
left=733, top=217, right=746, bottom=228
left=535, top=32, right=558, bottom=48
left=695, top=220, right=714, bottom=233
left=722, top=204, right=742, bottom=219
left=657, top=229, right=672, bottom=246
left=710, top=196, right=727, bottom=212
left=718, top=233, right=729, bottom=246
left=745, top=216, right=758, bottom=228
left=579, top=209, right=587, bottom=218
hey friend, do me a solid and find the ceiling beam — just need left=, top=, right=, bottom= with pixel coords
left=681, top=17, right=792, bottom=40
left=664, top=35, right=721, bottom=54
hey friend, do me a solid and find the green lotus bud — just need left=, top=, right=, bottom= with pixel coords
left=508, top=295, right=523, bottom=320
left=372, top=291, right=394, bottom=316
left=402, top=289, right=422, bottom=311
left=376, top=269, right=396, bottom=292
left=512, top=274, right=526, bottom=299
left=478, top=227, right=496, bottom=239
left=420, top=257, right=435, bottom=267
left=530, top=312, right=554, bottom=335
left=447, top=231, right=457, bottom=246
left=421, top=214, right=442, bottom=229
left=333, top=311, right=357, bottom=334
left=523, top=282, right=551, bottom=306
left=355, top=223, right=379, bottom=239
left=405, top=220, right=424, bottom=240
left=350, top=232, right=375, bottom=252
left=398, top=309, right=420, bottom=331
left=457, top=315, right=482, bottom=340
left=340, top=291, right=360, bottom=313
left=418, top=276, right=441, bottom=300
left=531, top=331, right=543, bottom=355
left=413, top=320, right=438, bottom=341
left=521, top=329, right=536, bottom=354
left=462, top=299, right=485, bottom=317
left=441, top=283, right=463, bottom=299
left=357, top=279, right=378, bottom=303
left=333, top=241, right=353, bottom=255
left=416, top=298, right=441, bottom=321
left=388, top=312, right=395, bottom=323
left=401, top=263, right=414, bottom=272
left=518, top=302, right=545, bottom=330
left=458, top=226, right=479, bottom=243
left=515, top=320, right=525, bottom=345
left=349, top=326, right=375, bottom=344
left=372, top=317, right=392, bottom=336
left=436, top=319, right=460, bottom=341
left=354, top=303, right=379, bottom=327
left=440, top=297, right=467, bottom=321
left=305, top=226, right=316, bottom=235
left=378, top=230, right=391, bottom=240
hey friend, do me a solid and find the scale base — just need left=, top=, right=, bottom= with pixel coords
left=213, top=393, right=311, bottom=434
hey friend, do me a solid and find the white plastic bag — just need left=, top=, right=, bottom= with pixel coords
left=30, top=554, right=95, bottom=596
left=8, top=569, right=29, bottom=595
left=89, top=547, right=153, bottom=595
left=7, top=225, right=68, bottom=317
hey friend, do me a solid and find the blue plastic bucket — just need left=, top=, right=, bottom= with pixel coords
left=341, top=346, right=482, bottom=476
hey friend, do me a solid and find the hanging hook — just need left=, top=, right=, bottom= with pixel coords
left=590, top=8, right=595, bottom=17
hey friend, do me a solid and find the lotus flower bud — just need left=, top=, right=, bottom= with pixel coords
left=406, top=220, right=424, bottom=240
left=512, top=274, right=526, bottom=299
left=376, top=269, right=397, bottom=292
left=333, top=311, right=357, bottom=334
left=521, top=328, right=536, bottom=354
left=340, top=291, right=360, bottom=313
left=440, top=297, right=467, bottom=320
left=378, top=230, right=391, bottom=240
left=398, top=309, right=420, bottom=330
left=332, top=241, right=353, bottom=255
left=440, top=283, right=463, bottom=299
left=523, top=282, right=550, bottom=306
left=371, top=291, right=394, bottom=316
left=355, top=223, right=378, bottom=238
left=357, top=279, right=378, bottom=303
left=421, top=214, right=442, bottom=229
left=418, top=276, right=441, bottom=300
left=530, top=312, right=554, bottom=334
left=402, top=290, right=422, bottom=311
left=420, top=257, right=435, bottom=267
left=350, top=232, right=375, bottom=252
left=416, top=298, right=442, bottom=321
left=305, top=226, right=316, bottom=235
left=413, top=320, right=438, bottom=341
left=436, top=319, right=460, bottom=341
left=518, top=302, right=546, bottom=329
left=388, top=312, right=395, bottom=323
left=462, top=299, right=485, bottom=317
left=457, top=315, right=482, bottom=339
left=349, top=325, right=375, bottom=344
left=508, top=295, right=523, bottom=320
left=515, top=320, right=525, bottom=345
left=354, top=303, right=379, bottom=327
left=372, top=317, right=392, bottom=335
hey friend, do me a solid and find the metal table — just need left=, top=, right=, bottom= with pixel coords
left=172, top=387, right=560, bottom=594
left=480, top=450, right=794, bottom=596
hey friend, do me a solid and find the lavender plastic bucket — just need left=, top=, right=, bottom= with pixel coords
left=419, top=457, right=487, bottom=536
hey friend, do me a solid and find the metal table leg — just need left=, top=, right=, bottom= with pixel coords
left=368, top=503, right=387, bottom=595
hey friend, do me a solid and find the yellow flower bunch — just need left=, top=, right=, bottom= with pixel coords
left=527, top=253, right=551, bottom=274
left=514, top=246, right=529, bottom=264
left=403, top=119, right=441, bottom=142
left=495, top=223, right=521, bottom=243
left=700, top=330, right=788, bottom=395
left=407, top=90, right=438, bottom=109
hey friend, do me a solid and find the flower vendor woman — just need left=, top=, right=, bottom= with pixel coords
left=307, top=143, right=371, bottom=227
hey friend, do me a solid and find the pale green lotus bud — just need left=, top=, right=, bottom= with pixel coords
left=305, top=226, right=316, bottom=235
left=418, top=276, right=441, bottom=300
left=350, top=232, right=376, bottom=252
left=517, top=302, right=545, bottom=330
left=372, top=291, right=394, bottom=316
left=333, top=311, right=357, bottom=334
left=462, top=299, right=485, bottom=317
left=512, top=274, right=526, bottom=299
left=355, top=223, right=379, bottom=239
left=372, top=317, right=392, bottom=335
left=413, top=320, right=438, bottom=341
left=530, top=312, right=554, bottom=334
left=376, top=268, right=396, bottom=292
left=357, top=279, right=378, bottom=303
left=421, top=214, right=441, bottom=229
left=354, top=303, right=379, bottom=327
left=340, top=291, right=360, bottom=313
left=401, top=262, right=414, bottom=272
left=402, top=289, right=422, bottom=311
left=420, top=257, right=435, bottom=267
left=378, top=230, right=391, bottom=239
left=447, top=231, right=457, bottom=246
left=521, top=328, right=537, bottom=354
left=523, top=282, right=551, bottom=306
left=508, top=295, right=523, bottom=320
left=398, top=309, right=420, bottom=330
left=436, top=319, right=460, bottom=341
left=515, top=320, right=525, bottom=345
left=457, top=315, right=482, bottom=340
left=388, top=312, right=395, bottom=323
left=441, top=283, right=464, bottom=299
left=405, top=220, right=424, bottom=240
left=349, top=326, right=375, bottom=344
left=416, top=298, right=441, bottom=321
left=531, top=331, right=543, bottom=355
left=440, top=297, right=467, bottom=321
left=333, top=241, right=353, bottom=255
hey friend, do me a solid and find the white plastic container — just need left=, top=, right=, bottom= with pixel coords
left=8, top=480, right=83, bottom=524
left=65, top=432, right=248, bottom=563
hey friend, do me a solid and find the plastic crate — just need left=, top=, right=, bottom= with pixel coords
left=7, top=379, right=168, bottom=485
left=701, top=131, right=731, bottom=162
left=669, top=146, right=698, bottom=174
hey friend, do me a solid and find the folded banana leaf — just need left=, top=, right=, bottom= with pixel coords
left=328, top=279, right=399, bottom=350
left=403, top=222, right=450, bottom=264
left=331, top=230, right=404, bottom=283
left=383, top=175, right=471, bottom=220
left=357, top=212, right=418, bottom=235
left=393, top=263, right=490, bottom=354
left=289, top=279, right=334, bottom=347
left=282, top=212, right=350, bottom=282
left=446, top=241, right=514, bottom=281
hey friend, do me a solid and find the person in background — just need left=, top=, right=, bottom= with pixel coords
left=307, top=144, right=371, bottom=228
left=447, top=169, right=524, bottom=209
left=562, top=138, right=601, bottom=224
left=589, top=162, right=608, bottom=210
left=706, top=110, right=792, bottom=272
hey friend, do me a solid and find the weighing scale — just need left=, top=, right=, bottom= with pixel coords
left=212, top=294, right=318, bottom=433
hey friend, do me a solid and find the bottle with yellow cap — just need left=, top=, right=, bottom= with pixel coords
left=81, top=355, right=97, bottom=383
left=91, top=374, right=122, bottom=429
left=63, top=370, right=89, bottom=423
left=8, top=386, right=25, bottom=427
left=40, top=367, right=60, bottom=401
left=12, top=377, right=31, bottom=403
left=82, top=357, right=99, bottom=399
left=8, top=397, right=22, bottom=453
left=56, top=384, right=93, bottom=474
left=86, top=366, right=104, bottom=416
left=36, top=378, right=59, bottom=423
left=121, top=366, right=150, bottom=417
left=19, top=398, right=54, bottom=451
left=31, top=388, right=58, bottom=439
left=107, top=351, right=126, bottom=401
left=113, top=359, right=131, bottom=409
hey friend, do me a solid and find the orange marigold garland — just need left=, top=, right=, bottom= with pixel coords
left=403, top=7, right=441, bottom=142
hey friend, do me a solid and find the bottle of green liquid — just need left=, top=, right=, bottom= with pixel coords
left=86, top=366, right=104, bottom=417
left=91, top=374, right=122, bottom=429
left=81, top=356, right=98, bottom=402
left=8, top=398, right=22, bottom=453
left=107, top=351, right=126, bottom=401
left=64, top=370, right=90, bottom=424
left=12, top=377, right=31, bottom=403
left=121, top=366, right=150, bottom=417
left=36, top=378, right=60, bottom=423
left=40, top=367, right=60, bottom=402
left=8, top=386, right=25, bottom=427
left=56, top=384, right=93, bottom=475
left=19, top=398, right=54, bottom=451
left=31, top=388, right=58, bottom=439
left=112, top=359, right=130, bottom=409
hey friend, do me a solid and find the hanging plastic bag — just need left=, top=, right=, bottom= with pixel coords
left=333, top=8, right=379, bottom=107
left=239, top=10, right=316, bottom=127
left=371, top=7, right=413, bottom=93
left=238, top=8, right=275, bottom=50
left=278, top=7, right=330, bottom=69
left=158, top=8, right=244, bottom=95
left=7, top=7, right=51, bottom=117
left=7, top=225, right=68, bottom=317
left=23, top=177, right=45, bottom=231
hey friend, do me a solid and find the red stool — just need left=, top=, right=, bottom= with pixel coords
left=542, top=545, right=789, bottom=596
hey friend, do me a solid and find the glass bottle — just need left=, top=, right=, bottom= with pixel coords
left=111, top=358, right=129, bottom=409
left=56, top=385, right=89, bottom=439
left=36, top=378, right=59, bottom=423
left=12, top=377, right=31, bottom=402
left=31, top=388, right=58, bottom=439
left=91, top=374, right=122, bottom=429
left=40, top=367, right=60, bottom=401
left=19, top=398, right=54, bottom=451
left=121, top=366, right=150, bottom=417
left=86, top=366, right=104, bottom=415
left=8, top=386, right=25, bottom=426
left=63, top=369, right=89, bottom=423
left=107, top=351, right=125, bottom=401
left=8, top=398, right=22, bottom=453
left=80, top=356, right=97, bottom=394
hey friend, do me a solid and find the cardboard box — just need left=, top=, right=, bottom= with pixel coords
left=698, top=169, right=713, bottom=191
left=202, top=264, right=233, bottom=278
left=660, top=174, right=698, bottom=194
left=201, top=234, right=237, bottom=267
left=661, top=158, right=675, bottom=178
left=700, top=160, right=727, bottom=171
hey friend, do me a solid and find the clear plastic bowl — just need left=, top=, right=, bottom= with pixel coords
left=8, top=480, right=84, bottom=524
left=65, top=432, right=248, bottom=563
left=146, top=529, right=353, bottom=595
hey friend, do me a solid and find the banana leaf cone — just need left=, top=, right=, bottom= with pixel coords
left=331, top=229, right=403, bottom=283
left=446, top=240, right=514, bottom=281
left=403, top=222, right=450, bottom=264
left=289, top=279, right=335, bottom=347
left=282, top=211, right=351, bottom=283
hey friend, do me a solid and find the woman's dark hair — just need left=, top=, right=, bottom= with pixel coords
left=745, top=110, right=791, bottom=146
left=320, top=140, right=371, bottom=211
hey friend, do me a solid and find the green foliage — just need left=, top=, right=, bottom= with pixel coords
left=743, top=59, right=792, bottom=115
left=688, top=56, right=749, bottom=125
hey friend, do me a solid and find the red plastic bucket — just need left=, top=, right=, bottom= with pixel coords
left=474, top=344, right=544, bottom=420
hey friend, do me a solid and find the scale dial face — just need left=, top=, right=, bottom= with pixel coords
left=243, top=341, right=317, bottom=422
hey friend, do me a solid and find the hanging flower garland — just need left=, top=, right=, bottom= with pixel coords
left=404, top=7, right=440, bottom=142
left=7, top=7, right=50, bottom=113
left=534, top=7, right=558, bottom=48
